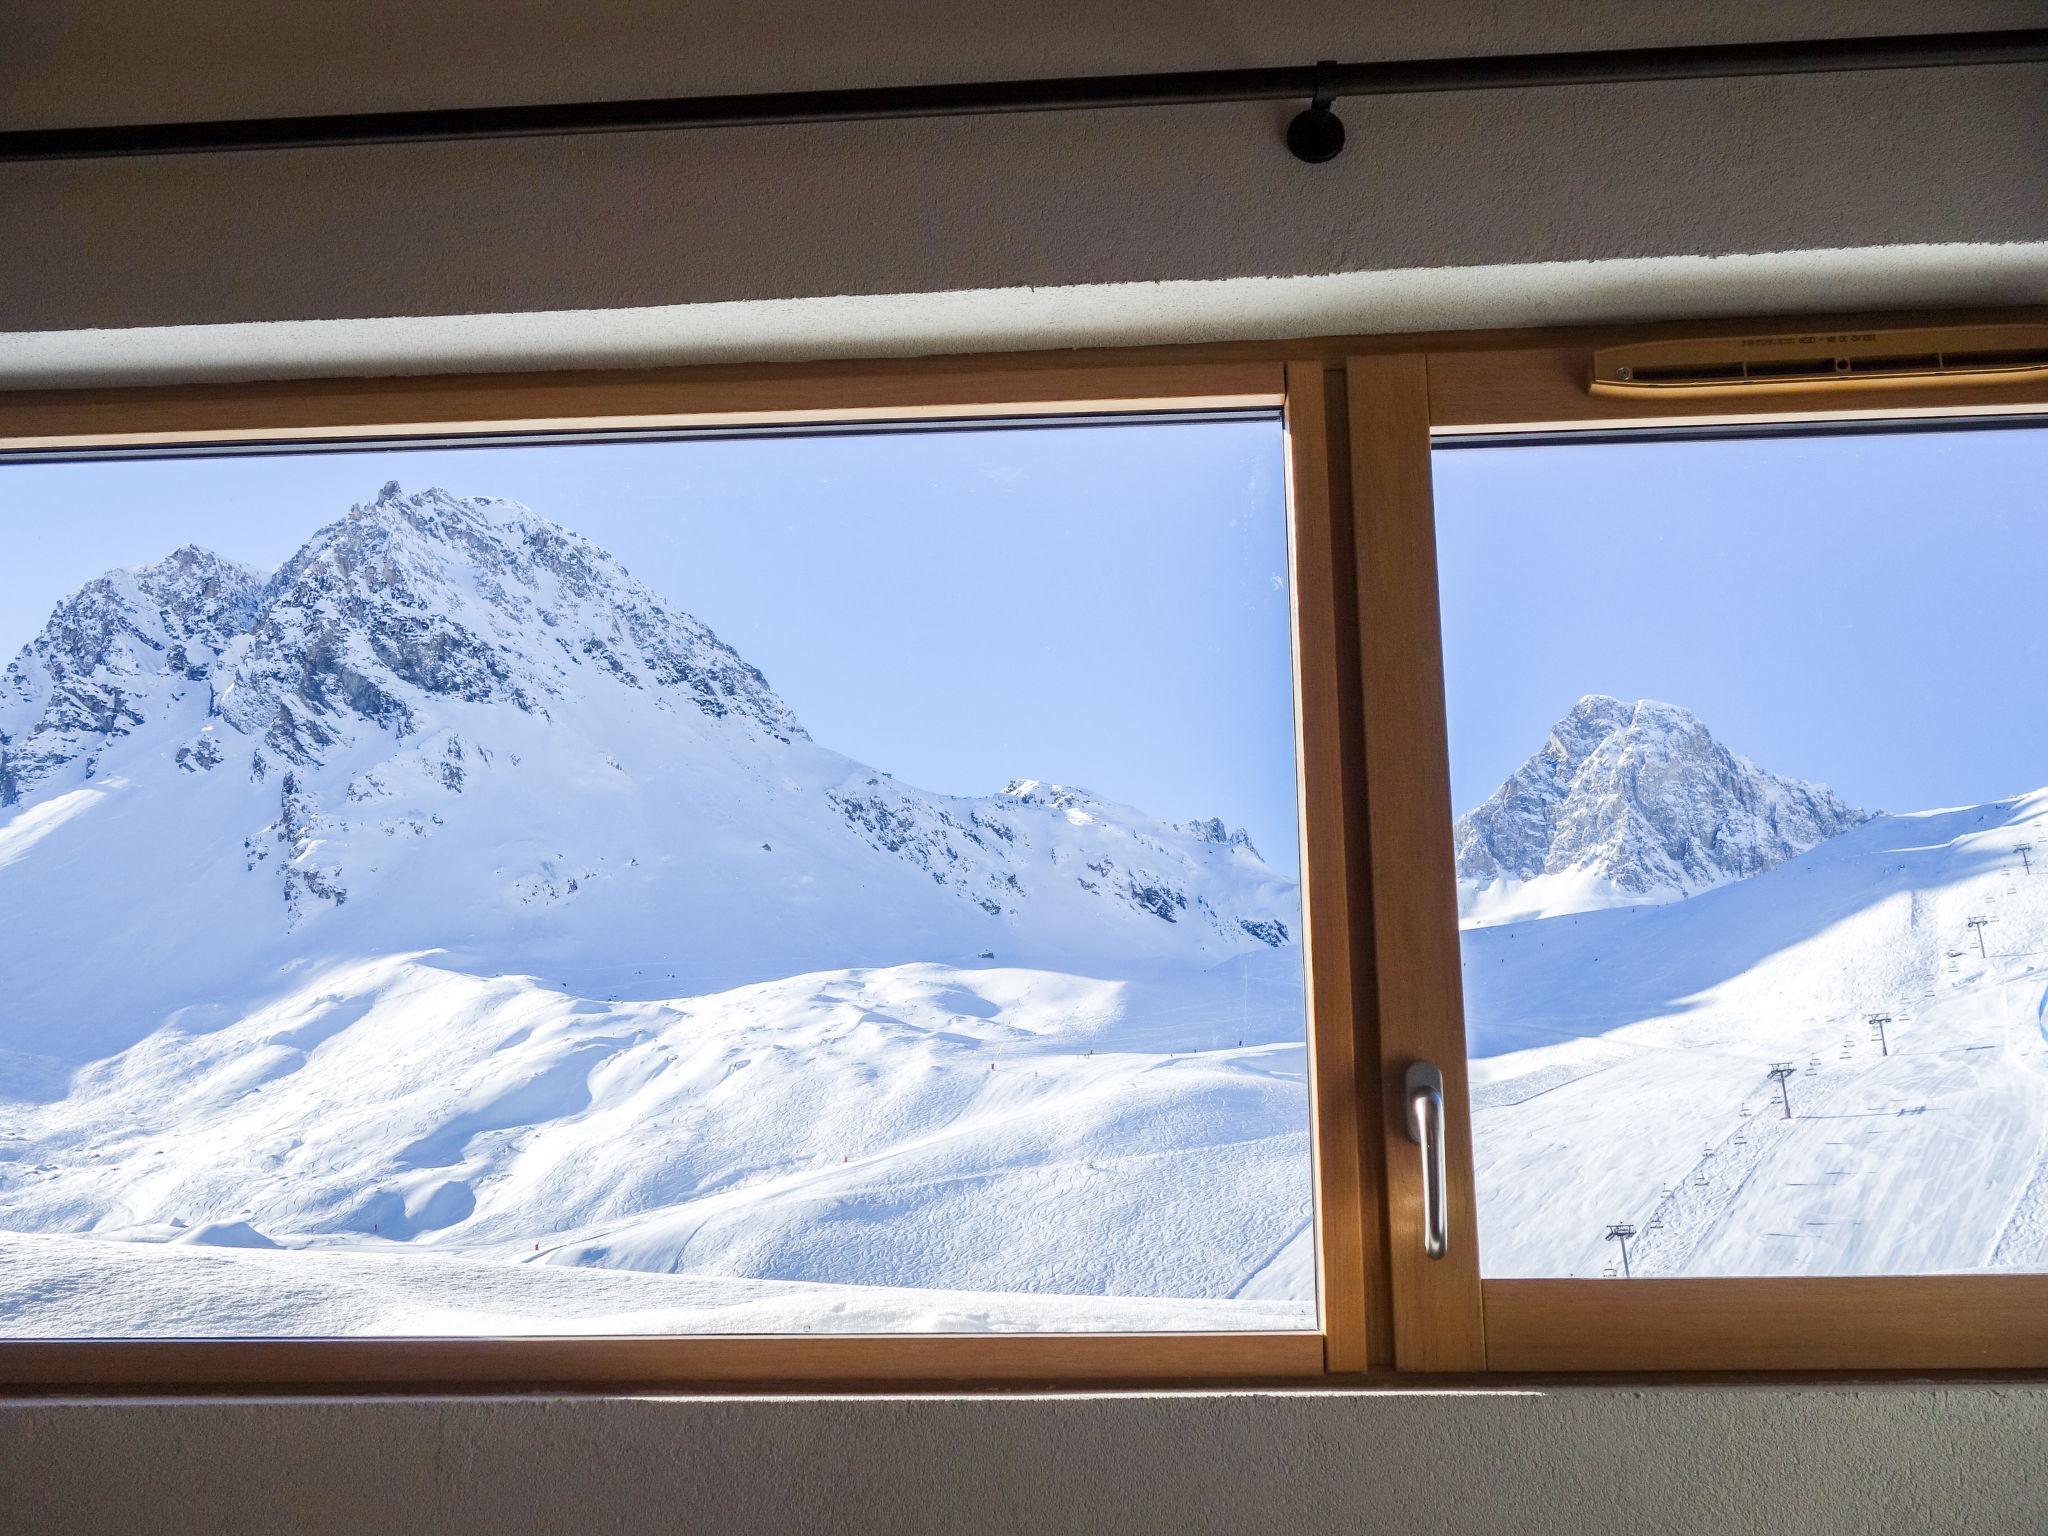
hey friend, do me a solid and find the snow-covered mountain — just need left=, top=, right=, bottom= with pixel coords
left=0, top=482, right=1298, bottom=1060
left=0, top=483, right=1310, bottom=1334
left=1454, top=695, right=1866, bottom=923
left=1465, top=787, right=2048, bottom=1279
left=1453, top=696, right=2048, bottom=1279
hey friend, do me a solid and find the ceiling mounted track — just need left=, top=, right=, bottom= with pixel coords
left=1, top=27, right=2043, bottom=165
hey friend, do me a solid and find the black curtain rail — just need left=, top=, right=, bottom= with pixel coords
left=2, top=26, right=2045, bottom=164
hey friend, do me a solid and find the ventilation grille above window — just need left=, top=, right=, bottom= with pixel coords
left=1591, top=325, right=2048, bottom=396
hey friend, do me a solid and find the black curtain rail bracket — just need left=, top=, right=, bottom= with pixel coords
left=1, top=26, right=2042, bottom=165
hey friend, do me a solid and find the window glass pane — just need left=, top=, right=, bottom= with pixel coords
left=0, top=416, right=1313, bottom=1336
left=1436, top=421, right=2048, bottom=1278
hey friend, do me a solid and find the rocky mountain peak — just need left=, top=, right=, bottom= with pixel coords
left=1455, top=695, right=1866, bottom=915
left=20, top=544, right=265, bottom=676
left=5, top=484, right=809, bottom=802
left=1, top=545, right=267, bottom=805
left=213, top=483, right=807, bottom=763
left=1176, top=815, right=1261, bottom=859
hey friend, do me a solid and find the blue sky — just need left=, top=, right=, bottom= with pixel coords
left=1435, top=424, right=2048, bottom=818
left=1, top=417, right=1304, bottom=872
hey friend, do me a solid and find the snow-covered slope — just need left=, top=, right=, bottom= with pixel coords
left=1454, top=695, right=1866, bottom=923
left=0, top=483, right=1311, bottom=1334
left=0, top=950, right=1312, bottom=1323
left=0, top=1229, right=1313, bottom=1339
left=1466, top=785, right=2048, bottom=1278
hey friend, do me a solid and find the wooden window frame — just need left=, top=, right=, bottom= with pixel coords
left=11, top=302, right=2048, bottom=1387
left=1360, top=330, right=2048, bottom=1373
left=0, top=356, right=1381, bottom=1390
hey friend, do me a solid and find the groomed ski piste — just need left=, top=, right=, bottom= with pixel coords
left=1461, top=703, right=2048, bottom=1280
left=0, top=485, right=1316, bottom=1337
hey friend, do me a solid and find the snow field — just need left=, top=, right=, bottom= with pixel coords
left=0, top=1230, right=1312, bottom=1338
left=0, top=950, right=1315, bottom=1333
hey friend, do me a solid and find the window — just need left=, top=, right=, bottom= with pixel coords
left=14, top=326, right=2048, bottom=1386
left=1438, top=423, right=2048, bottom=1285
left=1361, top=341, right=2048, bottom=1372
left=0, top=362, right=1371, bottom=1385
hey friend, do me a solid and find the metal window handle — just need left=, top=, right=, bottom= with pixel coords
left=1405, top=1061, right=1449, bottom=1259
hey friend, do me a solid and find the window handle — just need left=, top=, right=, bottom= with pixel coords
left=1405, top=1061, right=1449, bottom=1259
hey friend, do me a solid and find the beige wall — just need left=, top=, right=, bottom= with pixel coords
left=6, top=1384, right=2048, bottom=1535
left=5, top=2, right=2048, bottom=336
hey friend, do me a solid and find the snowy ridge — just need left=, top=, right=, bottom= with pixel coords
left=1454, top=695, right=1867, bottom=923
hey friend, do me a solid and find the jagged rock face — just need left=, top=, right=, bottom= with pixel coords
left=1, top=546, right=264, bottom=806
left=825, top=775, right=1288, bottom=945
left=1455, top=695, right=1867, bottom=903
left=215, top=483, right=804, bottom=767
left=1175, top=815, right=1261, bottom=859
